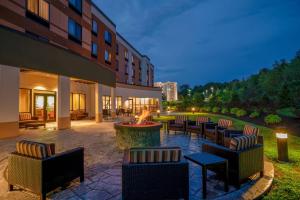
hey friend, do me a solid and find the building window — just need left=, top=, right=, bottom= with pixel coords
left=19, top=89, right=31, bottom=113
left=104, top=30, right=112, bottom=45
left=91, top=42, right=98, bottom=57
left=102, top=96, right=111, bottom=110
left=26, top=0, right=49, bottom=26
left=92, top=20, right=98, bottom=35
left=70, top=93, right=86, bottom=111
left=125, top=64, right=128, bottom=75
left=69, top=0, right=82, bottom=14
left=124, top=50, right=128, bottom=61
left=116, top=44, right=119, bottom=55
left=105, top=50, right=111, bottom=64
left=116, top=96, right=122, bottom=109
left=68, top=18, right=82, bottom=44
left=116, top=59, right=119, bottom=71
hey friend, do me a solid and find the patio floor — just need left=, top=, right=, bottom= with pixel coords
left=0, top=121, right=273, bottom=200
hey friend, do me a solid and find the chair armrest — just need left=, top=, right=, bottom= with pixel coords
left=31, top=116, right=39, bottom=120
left=224, top=130, right=243, bottom=137
left=8, top=153, right=43, bottom=193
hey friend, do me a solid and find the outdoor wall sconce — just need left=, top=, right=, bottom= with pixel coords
left=276, top=131, right=289, bottom=162
left=192, top=107, right=195, bottom=114
left=157, top=109, right=160, bottom=118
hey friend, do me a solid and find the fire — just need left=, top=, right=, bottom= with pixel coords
left=136, top=110, right=150, bottom=125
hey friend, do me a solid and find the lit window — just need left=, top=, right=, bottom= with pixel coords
left=91, top=42, right=98, bottom=57
left=19, top=89, right=31, bottom=112
left=68, top=18, right=82, bottom=43
left=105, top=50, right=111, bottom=63
left=27, top=0, right=49, bottom=21
left=69, top=0, right=82, bottom=14
left=70, top=93, right=86, bottom=111
left=92, top=20, right=98, bottom=35
left=104, top=30, right=112, bottom=45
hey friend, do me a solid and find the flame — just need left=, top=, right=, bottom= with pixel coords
left=136, top=110, right=150, bottom=125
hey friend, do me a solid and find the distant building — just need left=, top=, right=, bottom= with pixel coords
left=154, top=82, right=178, bottom=101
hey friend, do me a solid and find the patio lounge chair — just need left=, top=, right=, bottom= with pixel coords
left=204, top=119, right=232, bottom=144
left=167, top=115, right=188, bottom=134
left=8, top=140, right=84, bottom=200
left=202, top=135, right=264, bottom=188
left=122, top=147, right=189, bottom=200
left=186, top=116, right=210, bottom=137
left=222, top=124, right=260, bottom=147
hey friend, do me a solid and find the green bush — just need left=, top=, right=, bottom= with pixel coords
left=249, top=111, right=260, bottom=118
left=212, top=107, right=220, bottom=113
left=264, top=114, right=282, bottom=125
left=230, top=107, right=239, bottom=115
left=221, top=108, right=229, bottom=114
left=203, top=106, right=212, bottom=112
left=276, top=107, right=297, bottom=118
left=235, top=109, right=247, bottom=117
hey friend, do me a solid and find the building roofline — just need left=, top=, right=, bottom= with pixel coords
left=117, top=32, right=143, bottom=57
left=91, top=2, right=116, bottom=27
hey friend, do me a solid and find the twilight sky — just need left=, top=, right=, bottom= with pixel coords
left=93, top=0, right=300, bottom=86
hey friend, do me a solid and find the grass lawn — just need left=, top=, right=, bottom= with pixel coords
left=154, top=112, right=300, bottom=199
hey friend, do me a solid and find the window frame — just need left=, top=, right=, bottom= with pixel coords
left=26, top=0, right=50, bottom=27
left=104, top=30, right=112, bottom=46
left=70, top=93, right=86, bottom=111
left=69, top=0, right=82, bottom=15
left=68, top=18, right=82, bottom=44
left=92, top=19, right=98, bottom=36
left=104, top=50, right=112, bottom=64
left=91, top=42, right=98, bottom=58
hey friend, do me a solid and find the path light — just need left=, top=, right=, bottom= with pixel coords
left=276, top=129, right=289, bottom=162
left=192, top=107, right=195, bottom=114
left=156, top=109, right=160, bottom=118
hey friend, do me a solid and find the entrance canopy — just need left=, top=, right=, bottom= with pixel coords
left=0, top=26, right=115, bottom=87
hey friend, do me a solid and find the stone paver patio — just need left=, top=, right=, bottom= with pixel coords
left=0, top=121, right=273, bottom=200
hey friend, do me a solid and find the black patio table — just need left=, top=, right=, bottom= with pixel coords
left=184, top=152, right=229, bottom=199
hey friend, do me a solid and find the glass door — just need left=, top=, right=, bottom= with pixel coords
left=34, top=94, right=56, bottom=122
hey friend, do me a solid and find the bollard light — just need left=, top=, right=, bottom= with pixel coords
left=276, top=132, right=289, bottom=162
left=157, top=109, right=161, bottom=118
left=192, top=107, right=195, bottom=114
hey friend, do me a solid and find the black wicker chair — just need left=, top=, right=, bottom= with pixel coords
left=186, top=116, right=210, bottom=137
left=122, top=147, right=189, bottom=200
left=202, top=136, right=264, bottom=188
left=8, top=142, right=84, bottom=200
left=167, top=115, right=188, bottom=134
left=204, top=119, right=233, bottom=144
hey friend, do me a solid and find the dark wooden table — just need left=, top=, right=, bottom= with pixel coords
left=184, top=152, right=229, bottom=199
left=25, top=122, right=46, bottom=129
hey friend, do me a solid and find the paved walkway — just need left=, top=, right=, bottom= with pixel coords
left=0, top=121, right=272, bottom=200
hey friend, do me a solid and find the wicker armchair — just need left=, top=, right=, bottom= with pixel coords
left=204, top=119, right=232, bottom=144
left=167, top=115, right=188, bottom=134
left=122, top=147, right=189, bottom=200
left=202, top=137, right=264, bottom=188
left=19, top=112, right=39, bottom=128
left=8, top=141, right=84, bottom=200
left=186, top=117, right=210, bottom=137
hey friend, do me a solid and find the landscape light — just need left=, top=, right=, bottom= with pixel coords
left=156, top=109, right=160, bottom=117
left=192, top=107, right=195, bottom=114
left=276, top=131, right=289, bottom=162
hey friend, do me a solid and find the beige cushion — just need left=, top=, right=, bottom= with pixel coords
left=16, top=140, right=54, bottom=159
left=229, top=135, right=257, bottom=151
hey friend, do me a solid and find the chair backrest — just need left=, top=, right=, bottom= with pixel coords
left=243, top=124, right=259, bottom=136
left=19, top=112, right=32, bottom=121
left=229, top=135, right=257, bottom=151
left=175, top=116, right=188, bottom=124
left=218, top=119, right=232, bottom=128
left=195, top=117, right=210, bottom=126
left=129, top=147, right=181, bottom=164
left=16, top=140, right=55, bottom=159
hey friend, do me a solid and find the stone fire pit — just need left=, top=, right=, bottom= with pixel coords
left=114, top=121, right=162, bottom=150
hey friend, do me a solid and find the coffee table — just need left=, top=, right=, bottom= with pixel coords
left=25, top=122, right=46, bottom=129
left=184, top=152, right=228, bottom=199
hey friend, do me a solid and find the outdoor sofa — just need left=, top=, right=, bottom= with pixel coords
left=186, top=116, right=210, bottom=137
left=204, top=119, right=233, bottom=144
left=122, top=147, right=189, bottom=200
left=8, top=140, right=84, bottom=200
left=167, top=115, right=188, bottom=134
left=202, top=135, right=264, bottom=188
left=19, top=112, right=40, bottom=128
left=70, top=110, right=89, bottom=120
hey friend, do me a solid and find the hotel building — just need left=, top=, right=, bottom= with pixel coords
left=0, top=0, right=161, bottom=138
left=154, top=82, right=178, bottom=101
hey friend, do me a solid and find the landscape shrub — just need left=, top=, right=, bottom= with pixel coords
left=264, top=114, right=282, bottom=125
left=203, top=106, right=212, bottom=112
left=276, top=107, right=297, bottom=118
left=249, top=111, right=260, bottom=118
left=212, top=107, right=220, bottom=113
left=235, top=109, right=247, bottom=117
left=230, top=107, right=239, bottom=115
left=221, top=107, right=229, bottom=114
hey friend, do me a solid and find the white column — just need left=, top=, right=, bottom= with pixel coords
left=95, top=83, right=103, bottom=122
left=110, top=87, right=116, bottom=118
left=57, top=75, right=71, bottom=130
left=0, top=65, right=20, bottom=138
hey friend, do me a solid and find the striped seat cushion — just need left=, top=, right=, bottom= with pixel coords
left=229, top=135, right=257, bottom=151
left=243, top=125, right=259, bottom=136
left=19, top=113, right=32, bottom=121
left=129, top=147, right=181, bottom=163
left=175, top=116, right=187, bottom=124
left=196, top=117, right=210, bottom=126
left=16, top=140, right=54, bottom=159
left=218, top=119, right=232, bottom=128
